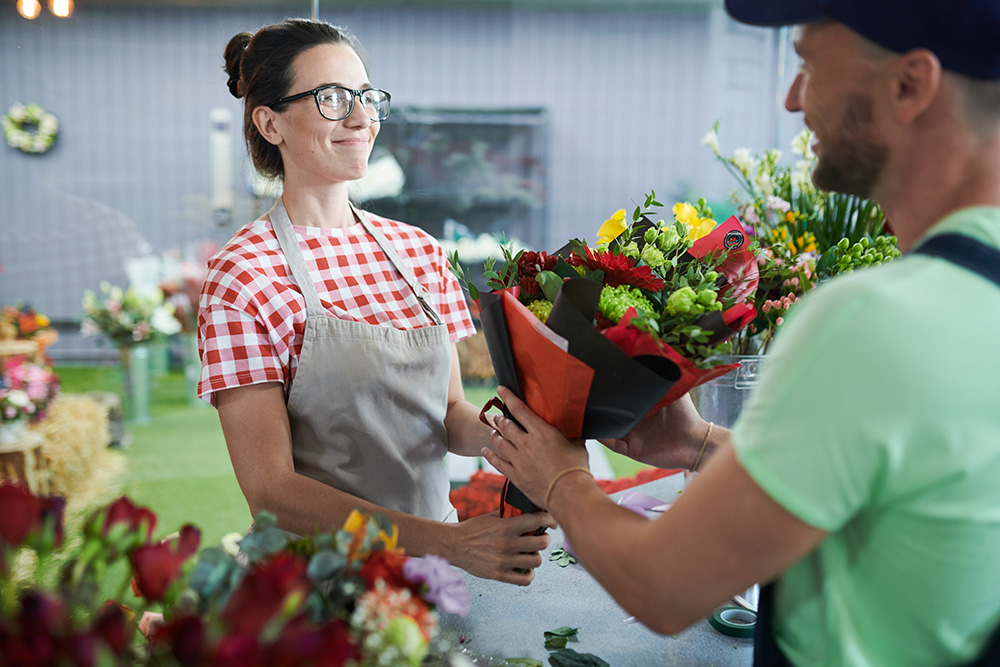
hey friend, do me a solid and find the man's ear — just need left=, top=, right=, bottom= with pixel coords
left=252, top=106, right=284, bottom=146
left=889, top=48, right=941, bottom=124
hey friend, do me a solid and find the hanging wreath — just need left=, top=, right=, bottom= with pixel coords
left=2, top=103, right=59, bottom=155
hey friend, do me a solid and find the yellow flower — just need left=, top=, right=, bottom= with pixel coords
left=343, top=509, right=399, bottom=555
left=597, top=209, right=627, bottom=245
left=673, top=202, right=716, bottom=242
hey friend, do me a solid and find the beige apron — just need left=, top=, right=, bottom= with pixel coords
left=270, top=198, right=455, bottom=522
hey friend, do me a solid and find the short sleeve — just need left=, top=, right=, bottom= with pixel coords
left=731, top=278, right=892, bottom=531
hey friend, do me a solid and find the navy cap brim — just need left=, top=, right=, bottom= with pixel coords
left=724, top=0, right=831, bottom=27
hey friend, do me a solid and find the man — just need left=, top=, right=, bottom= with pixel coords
left=483, top=1, right=1000, bottom=665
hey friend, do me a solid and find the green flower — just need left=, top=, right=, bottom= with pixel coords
left=666, top=286, right=699, bottom=316
left=526, top=299, right=553, bottom=322
left=599, top=284, right=654, bottom=323
left=640, top=244, right=666, bottom=268
left=696, top=289, right=722, bottom=311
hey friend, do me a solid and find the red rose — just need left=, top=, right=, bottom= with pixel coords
left=0, top=482, right=63, bottom=550
left=152, top=614, right=206, bottom=665
left=92, top=602, right=130, bottom=656
left=130, top=524, right=201, bottom=602
left=264, top=616, right=356, bottom=667
left=221, top=552, right=310, bottom=636
left=102, top=496, right=157, bottom=541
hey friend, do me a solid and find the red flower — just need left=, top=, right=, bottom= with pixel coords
left=130, top=524, right=201, bottom=602
left=214, top=632, right=262, bottom=667
left=570, top=248, right=666, bottom=292
left=92, top=602, right=131, bottom=656
left=359, top=549, right=410, bottom=591
left=265, top=616, right=356, bottom=667
left=0, top=482, right=42, bottom=548
left=516, top=251, right=557, bottom=296
left=221, top=552, right=310, bottom=636
left=152, top=613, right=206, bottom=665
left=102, top=496, right=157, bottom=541
left=0, top=482, right=65, bottom=551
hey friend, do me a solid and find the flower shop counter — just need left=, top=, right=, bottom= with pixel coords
left=440, top=472, right=754, bottom=665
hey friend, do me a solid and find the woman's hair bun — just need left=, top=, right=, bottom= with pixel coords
left=223, top=32, right=253, bottom=98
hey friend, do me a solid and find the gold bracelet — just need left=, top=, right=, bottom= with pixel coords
left=544, top=466, right=593, bottom=510
left=692, top=422, right=714, bottom=472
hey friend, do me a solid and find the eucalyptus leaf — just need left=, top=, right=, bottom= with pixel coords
left=307, top=549, right=347, bottom=581
left=547, top=648, right=610, bottom=667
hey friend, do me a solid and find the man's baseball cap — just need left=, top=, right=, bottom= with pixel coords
left=724, top=0, right=1000, bottom=80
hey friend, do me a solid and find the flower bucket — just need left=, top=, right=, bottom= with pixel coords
left=180, top=333, right=207, bottom=408
left=690, top=354, right=765, bottom=429
left=148, top=340, right=170, bottom=378
left=119, top=344, right=152, bottom=424
left=0, top=421, right=26, bottom=446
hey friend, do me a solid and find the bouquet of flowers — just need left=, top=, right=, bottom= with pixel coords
left=1, top=358, right=59, bottom=424
left=80, top=282, right=181, bottom=347
left=451, top=193, right=759, bottom=514
left=702, top=122, right=899, bottom=353
left=0, top=481, right=470, bottom=666
left=0, top=304, right=51, bottom=341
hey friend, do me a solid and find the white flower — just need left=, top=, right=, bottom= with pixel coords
left=732, top=147, right=755, bottom=176
left=8, top=103, right=26, bottom=122
left=755, top=171, right=775, bottom=197
left=700, top=129, right=720, bottom=155
left=765, top=196, right=791, bottom=213
left=791, top=129, right=814, bottom=158
left=151, top=306, right=182, bottom=336
left=6, top=390, right=31, bottom=408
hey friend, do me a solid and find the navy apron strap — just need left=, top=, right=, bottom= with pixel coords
left=912, top=233, right=1000, bottom=288
left=752, top=582, right=794, bottom=667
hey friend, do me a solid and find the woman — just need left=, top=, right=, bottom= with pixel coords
left=199, top=18, right=553, bottom=585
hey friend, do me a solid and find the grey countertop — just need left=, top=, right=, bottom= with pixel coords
left=438, top=472, right=755, bottom=666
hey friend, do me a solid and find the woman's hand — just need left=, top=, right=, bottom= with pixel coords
left=444, top=510, right=556, bottom=585
left=482, top=386, right=591, bottom=509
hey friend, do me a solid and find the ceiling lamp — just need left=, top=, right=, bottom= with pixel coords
left=16, top=0, right=41, bottom=19
left=48, top=0, right=73, bottom=17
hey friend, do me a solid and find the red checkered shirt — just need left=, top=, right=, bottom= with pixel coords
left=197, top=210, right=475, bottom=403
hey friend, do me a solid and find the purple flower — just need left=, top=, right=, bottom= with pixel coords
left=403, top=555, right=471, bottom=617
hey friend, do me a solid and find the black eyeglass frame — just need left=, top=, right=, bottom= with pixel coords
left=266, top=85, right=392, bottom=122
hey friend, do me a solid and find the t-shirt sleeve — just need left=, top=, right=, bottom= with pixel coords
left=197, top=254, right=288, bottom=403
left=432, top=242, right=476, bottom=343
left=731, top=279, right=893, bottom=532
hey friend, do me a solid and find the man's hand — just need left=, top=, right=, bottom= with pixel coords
left=599, top=393, right=713, bottom=470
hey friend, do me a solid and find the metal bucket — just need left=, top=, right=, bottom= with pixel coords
left=691, top=354, right=765, bottom=612
left=691, top=355, right=765, bottom=429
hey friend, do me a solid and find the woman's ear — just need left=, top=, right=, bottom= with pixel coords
left=890, top=48, right=942, bottom=124
left=252, top=106, right=284, bottom=146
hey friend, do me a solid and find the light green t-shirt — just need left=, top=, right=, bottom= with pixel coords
left=732, top=207, right=1000, bottom=666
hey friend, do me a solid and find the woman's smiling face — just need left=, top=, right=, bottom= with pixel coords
left=272, top=42, right=380, bottom=187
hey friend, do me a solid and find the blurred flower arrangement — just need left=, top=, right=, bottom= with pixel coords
left=0, top=358, right=60, bottom=427
left=0, top=481, right=470, bottom=666
left=702, top=122, right=900, bottom=353
left=156, top=241, right=217, bottom=335
left=80, top=282, right=181, bottom=347
left=0, top=304, right=52, bottom=341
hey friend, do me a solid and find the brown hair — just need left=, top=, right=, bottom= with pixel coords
left=223, top=18, right=370, bottom=179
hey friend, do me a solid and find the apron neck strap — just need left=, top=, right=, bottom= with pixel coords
left=268, top=197, right=444, bottom=326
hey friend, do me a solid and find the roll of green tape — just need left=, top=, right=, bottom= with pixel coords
left=709, top=606, right=757, bottom=638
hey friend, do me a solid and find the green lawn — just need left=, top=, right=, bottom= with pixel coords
left=53, top=366, right=645, bottom=548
